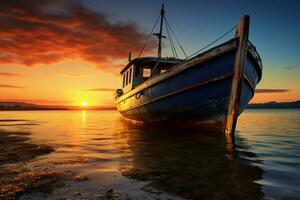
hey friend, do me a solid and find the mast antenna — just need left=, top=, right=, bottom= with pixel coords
left=153, top=4, right=166, bottom=58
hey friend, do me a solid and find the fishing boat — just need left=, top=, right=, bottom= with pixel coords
left=114, top=5, right=262, bottom=142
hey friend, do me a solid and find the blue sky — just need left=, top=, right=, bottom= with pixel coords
left=84, top=0, right=300, bottom=65
left=83, top=0, right=300, bottom=102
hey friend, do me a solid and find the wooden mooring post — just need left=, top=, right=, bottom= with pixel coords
left=224, top=15, right=250, bottom=144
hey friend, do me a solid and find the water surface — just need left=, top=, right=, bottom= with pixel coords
left=0, top=109, right=299, bottom=199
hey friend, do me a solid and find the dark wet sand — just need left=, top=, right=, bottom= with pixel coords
left=0, top=130, right=87, bottom=199
left=0, top=130, right=53, bottom=164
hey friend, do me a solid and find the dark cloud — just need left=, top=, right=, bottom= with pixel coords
left=0, top=72, right=21, bottom=76
left=0, top=84, right=24, bottom=88
left=86, top=88, right=115, bottom=92
left=285, top=65, right=299, bottom=70
left=255, top=89, right=289, bottom=93
left=0, top=99, right=71, bottom=105
left=0, top=0, right=154, bottom=72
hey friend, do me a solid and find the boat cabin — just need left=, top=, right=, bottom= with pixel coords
left=120, top=57, right=182, bottom=93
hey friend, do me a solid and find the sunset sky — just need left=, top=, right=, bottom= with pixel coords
left=1, top=0, right=299, bottom=106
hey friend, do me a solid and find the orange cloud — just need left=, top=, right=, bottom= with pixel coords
left=0, top=0, right=154, bottom=72
left=85, top=88, right=115, bottom=92
left=0, top=72, right=21, bottom=76
left=0, top=84, right=25, bottom=88
left=57, top=73, right=94, bottom=77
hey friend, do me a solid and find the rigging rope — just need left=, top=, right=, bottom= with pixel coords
left=163, top=16, right=188, bottom=59
left=170, top=30, right=178, bottom=58
left=170, top=32, right=178, bottom=58
left=138, top=14, right=161, bottom=58
left=165, top=24, right=175, bottom=57
left=138, top=11, right=238, bottom=61
left=165, top=23, right=178, bottom=58
left=187, top=24, right=238, bottom=59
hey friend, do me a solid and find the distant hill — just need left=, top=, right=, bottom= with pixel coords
left=0, top=102, right=68, bottom=110
left=0, top=102, right=116, bottom=111
left=247, top=101, right=300, bottom=109
left=1, top=101, right=299, bottom=111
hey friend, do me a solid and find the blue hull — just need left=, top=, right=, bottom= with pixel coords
left=116, top=41, right=262, bottom=131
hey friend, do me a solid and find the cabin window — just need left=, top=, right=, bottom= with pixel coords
left=129, top=68, right=132, bottom=83
left=122, top=73, right=126, bottom=87
left=143, top=68, right=151, bottom=78
left=160, top=69, right=167, bottom=73
left=126, top=71, right=129, bottom=85
left=134, top=64, right=139, bottom=77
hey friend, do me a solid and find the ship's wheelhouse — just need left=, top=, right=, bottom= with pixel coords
left=119, top=57, right=182, bottom=94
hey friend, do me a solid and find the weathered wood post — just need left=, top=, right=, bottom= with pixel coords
left=224, top=15, right=250, bottom=144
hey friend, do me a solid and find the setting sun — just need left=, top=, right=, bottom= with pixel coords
left=81, top=102, right=88, bottom=107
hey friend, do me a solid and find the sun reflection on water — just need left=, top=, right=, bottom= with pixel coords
left=81, top=110, right=86, bottom=124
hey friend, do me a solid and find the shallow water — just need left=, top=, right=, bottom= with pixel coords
left=0, top=109, right=299, bottom=199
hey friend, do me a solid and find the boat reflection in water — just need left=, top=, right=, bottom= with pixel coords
left=117, top=119, right=264, bottom=200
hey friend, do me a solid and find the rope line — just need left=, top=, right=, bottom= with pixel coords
left=170, top=30, right=178, bottom=58
left=163, top=16, right=188, bottom=59
left=187, top=24, right=238, bottom=59
left=165, top=23, right=178, bottom=58
left=138, top=14, right=161, bottom=58
left=171, top=32, right=178, bottom=58
left=165, top=24, right=175, bottom=57
left=138, top=11, right=237, bottom=61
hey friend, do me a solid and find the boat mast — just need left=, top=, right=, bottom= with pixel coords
left=154, top=4, right=166, bottom=58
